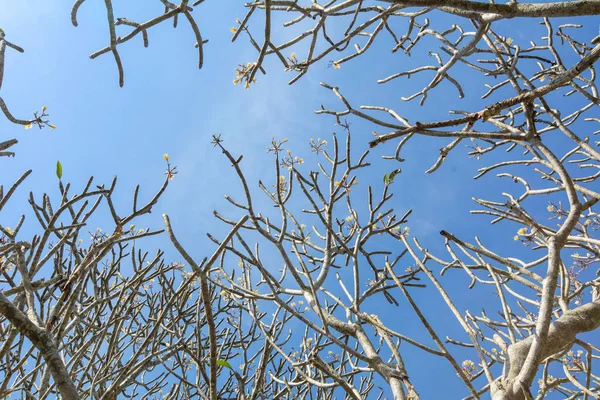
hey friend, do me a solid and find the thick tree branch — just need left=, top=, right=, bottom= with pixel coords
left=0, top=293, right=80, bottom=399
left=384, top=0, right=600, bottom=18
left=504, top=301, right=600, bottom=385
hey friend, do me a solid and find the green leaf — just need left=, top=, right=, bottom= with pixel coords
left=389, top=168, right=402, bottom=182
left=216, top=359, right=232, bottom=369
left=383, top=169, right=402, bottom=185
left=56, top=161, right=63, bottom=180
left=384, top=169, right=401, bottom=186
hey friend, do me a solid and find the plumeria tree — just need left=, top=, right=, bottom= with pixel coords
left=2, top=1, right=600, bottom=400
left=0, top=157, right=257, bottom=399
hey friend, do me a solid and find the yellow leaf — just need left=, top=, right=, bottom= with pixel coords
left=291, top=52, right=297, bottom=59
left=49, top=124, right=56, bottom=129
left=230, top=27, right=237, bottom=33
left=540, top=75, right=546, bottom=82
left=42, top=105, right=47, bottom=112
left=24, top=123, right=33, bottom=130
left=163, top=154, right=169, bottom=161
left=506, top=38, right=513, bottom=45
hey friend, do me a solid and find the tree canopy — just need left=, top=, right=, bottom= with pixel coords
left=1, top=1, right=600, bottom=400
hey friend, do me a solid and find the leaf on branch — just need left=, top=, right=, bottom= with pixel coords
left=56, top=161, right=63, bottom=179
left=384, top=169, right=402, bottom=185
left=216, top=359, right=232, bottom=369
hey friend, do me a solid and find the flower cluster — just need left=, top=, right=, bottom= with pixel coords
left=284, top=52, right=305, bottom=73
left=309, top=138, right=327, bottom=154
left=570, top=252, right=597, bottom=276
left=230, top=18, right=242, bottom=34
left=460, top=359, right=478, bottom=377
left=142, top=278, right=155, bottom=292
left=275, top=175, right=288, bottom=195
left=233, top=62, right=257, bottom=89
left=171, top=262, right=185, bottom=271
left=290, top=300, right=310, bottom=313
left=563, top=349, right=586, bottom=371
left=492, top=37, right=513, bottom=51
left=391, top=225, right=410, bottom=238
left=366, top=272, right=386, bottom=287
left=581, top=213, right=598, bottom=230
left=0, top=255, right=13, bottom=273
left=163, top=154, right=178, bottom=180
left=513, top=226, right=528, bottom=241
left=126, top=224, right=146, bottom=237
left=267, top=137, right=288, bottom=155
left=547, top=201, right=568, bottom=220
left=300, top=337, right=314, bottom=349
left=334, top=177, right=358, bottom=193
left=89, top=227, right=109, bottom=246
left=537, top=375, right=556, bottom=392
left=327, top=350, right=339, bottom=363
left=280, top=148, right=305, bottom=170
left=24, top=105, right=56, bottom=130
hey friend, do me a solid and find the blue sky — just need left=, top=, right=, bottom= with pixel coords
left=2, top=2, right=599, bottom=398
